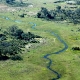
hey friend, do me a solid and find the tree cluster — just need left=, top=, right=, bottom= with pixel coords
left=0, top=25, right=41, bottom=60
left=0, top=34, right=6, bottom=41
left=8, top=25, right=41, bottom=41
left=76, top=0, right=80, bottom=5
left=37, top=6, right=80, bottom=24
left=72, top=47, right=80, bottom=51
left=6, top=0, right=15, bottom=4
left=0, top=40, right=22, bottom=59
left=5, top=0, right=31, bottom=7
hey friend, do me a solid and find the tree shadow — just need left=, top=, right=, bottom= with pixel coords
left=0, top=56, right=9, bottom=61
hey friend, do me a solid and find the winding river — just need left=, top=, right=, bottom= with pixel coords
left=0, top=16, right=68, bottom=80
left=29, top=22, right=68, bottom=80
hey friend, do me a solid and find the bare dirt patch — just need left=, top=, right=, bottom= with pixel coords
left=0, top=4, right=17, bottom=12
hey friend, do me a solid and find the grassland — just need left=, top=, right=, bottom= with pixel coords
left=0, top=0, right=80, bottom=80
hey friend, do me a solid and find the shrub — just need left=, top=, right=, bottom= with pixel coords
left=72, top=47, right=80, bottom=50
left=11, top=55, right=23, bottom=61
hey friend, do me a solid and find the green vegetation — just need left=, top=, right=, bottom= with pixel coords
left=0, top=0, right=80, bottom=80
left=72, top=47, right=80, bottom=51
left=0, top=0, right=31, bottom=7
left=0, top=25, right=41, bottom=60
left=37, top=6, right=80, bottom=24
left=6, top=0, right=15, bottom=4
